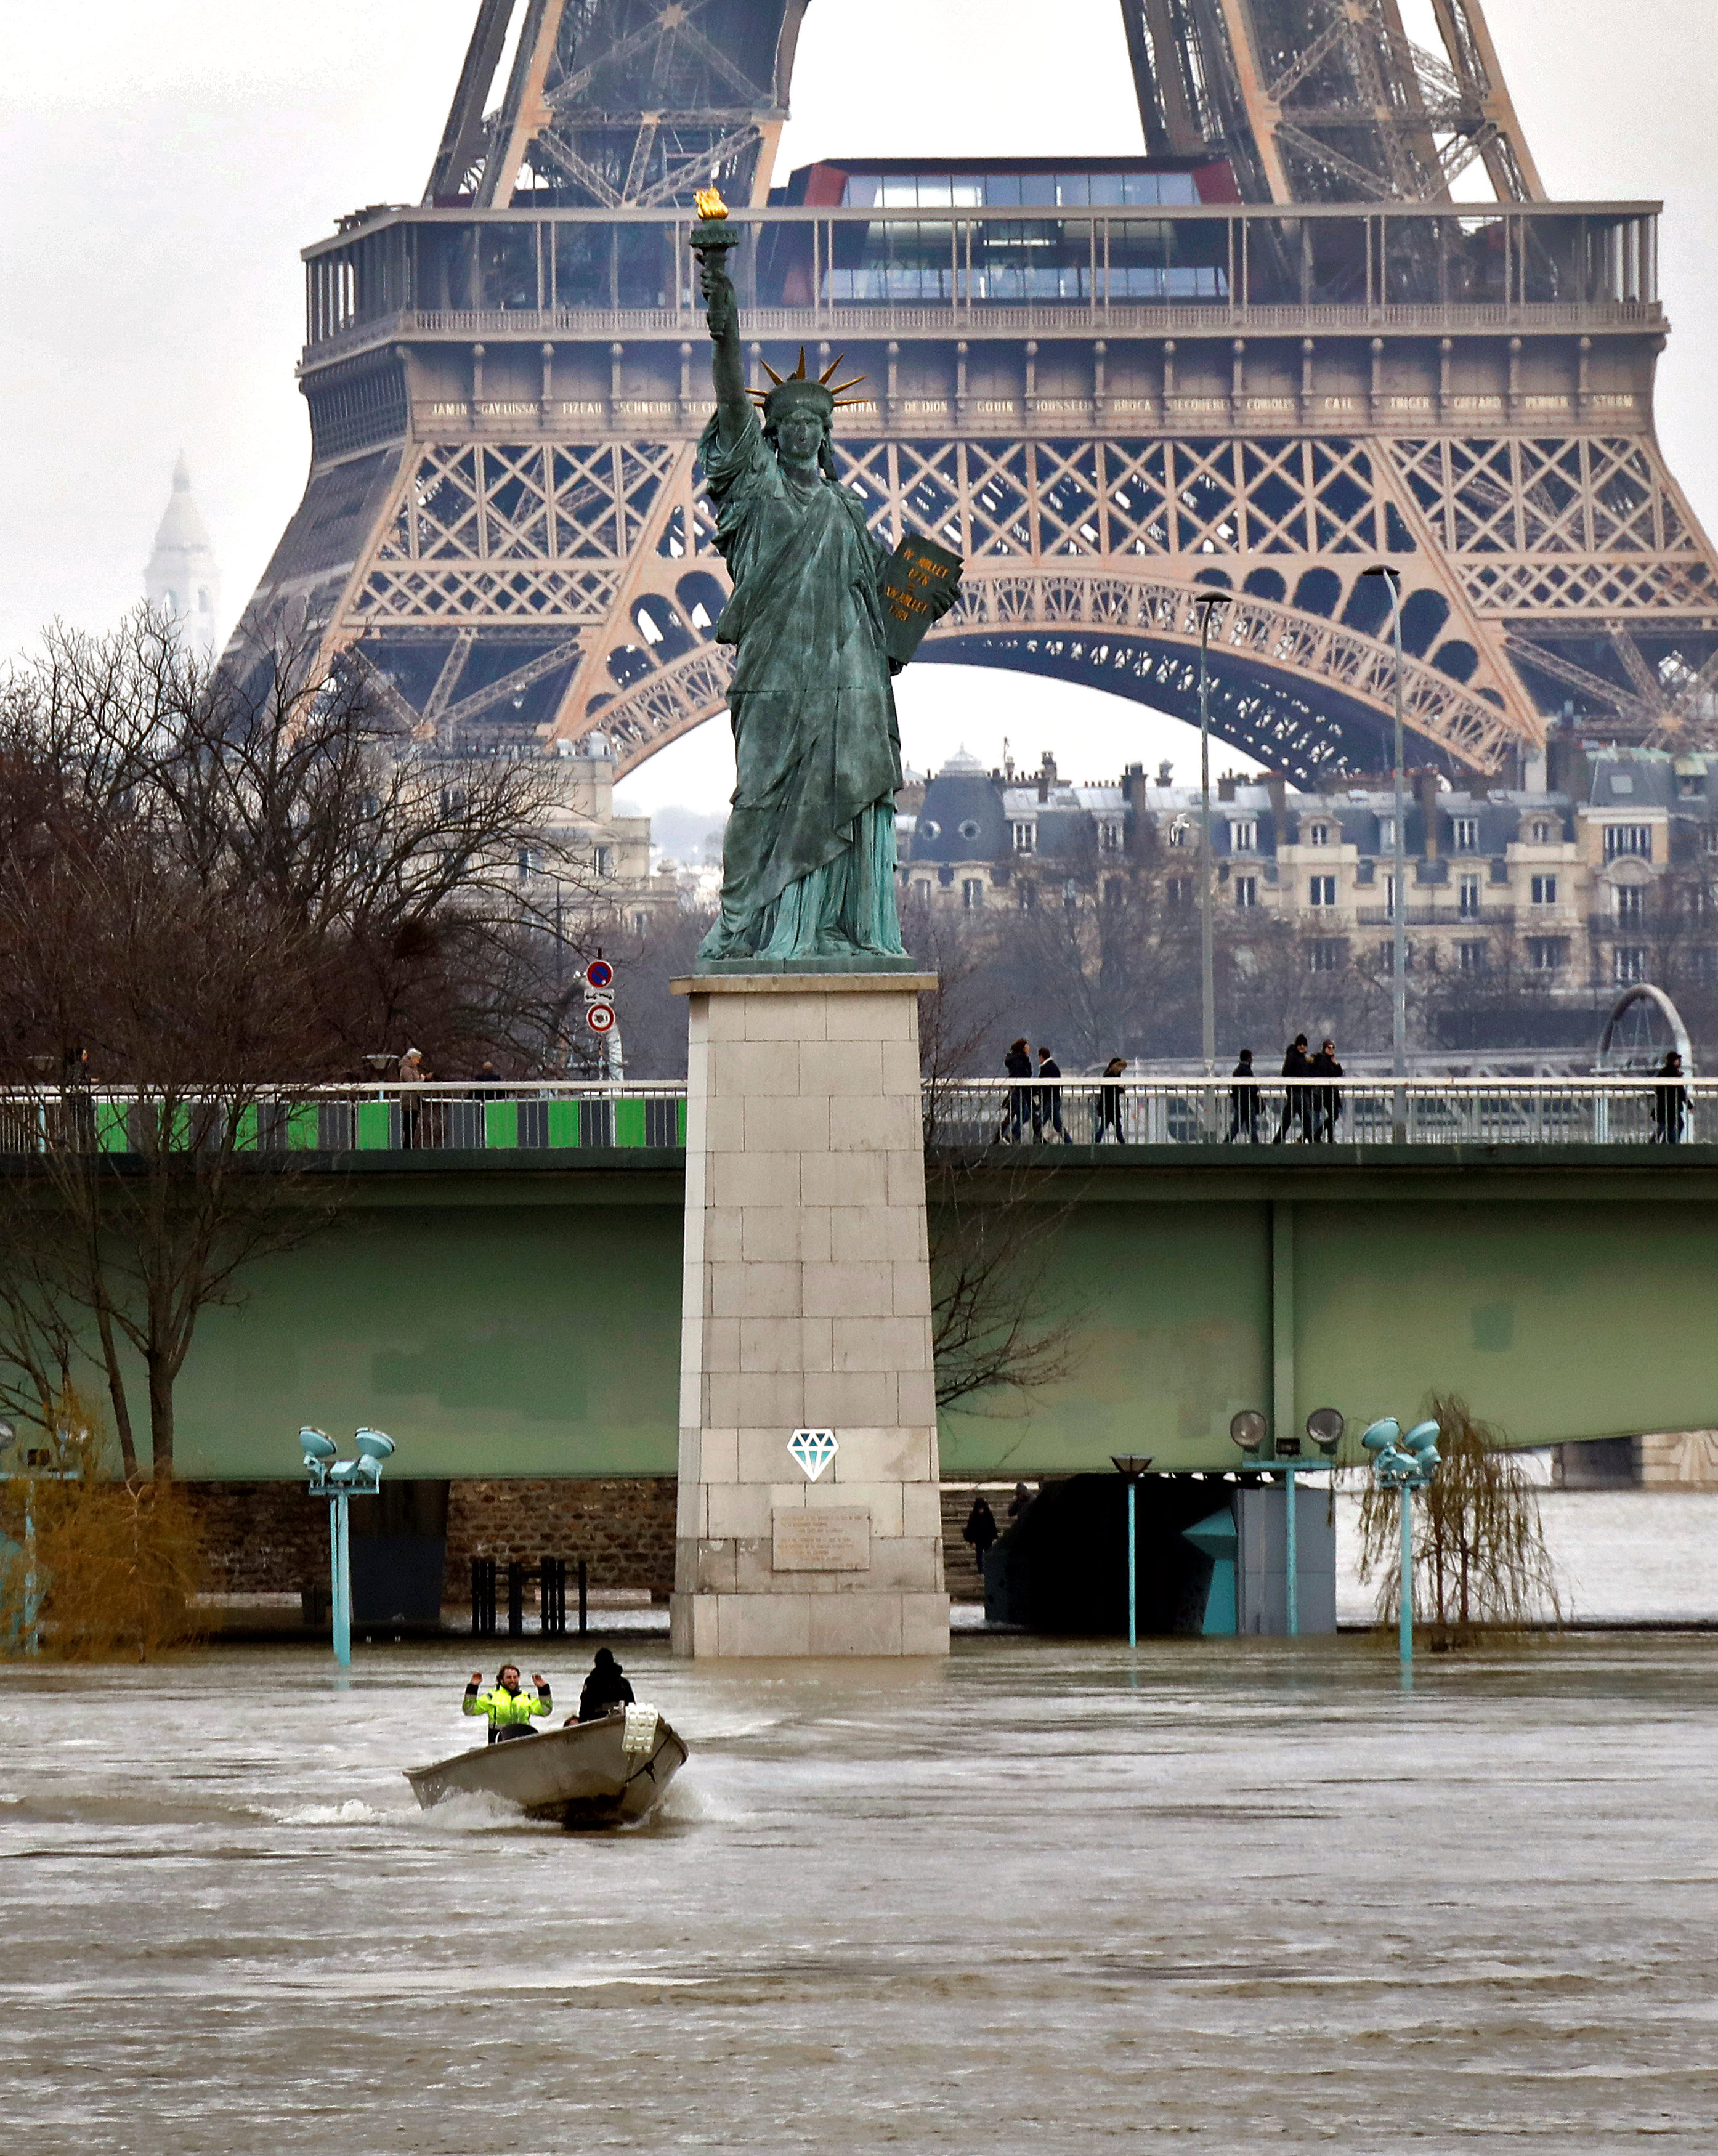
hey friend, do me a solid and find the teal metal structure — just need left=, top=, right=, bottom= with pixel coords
left=299, top=1427, right=397, bottom=1667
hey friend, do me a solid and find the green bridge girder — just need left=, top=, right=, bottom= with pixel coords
left=160, top=1146, right=1718, bottom=1481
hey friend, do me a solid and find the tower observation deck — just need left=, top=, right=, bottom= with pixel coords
left=242, top=1, right=1718, bottom=782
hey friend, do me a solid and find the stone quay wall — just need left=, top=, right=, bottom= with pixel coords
left=186, top=1478, right=678, bottom=1602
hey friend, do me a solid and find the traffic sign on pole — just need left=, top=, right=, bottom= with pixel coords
left=586, top=1001, right=617, bottom=1035
left=585, top=958, right=614, bottom=991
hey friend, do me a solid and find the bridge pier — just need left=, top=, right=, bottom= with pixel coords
left=669, top=971, right=949, bottom=1657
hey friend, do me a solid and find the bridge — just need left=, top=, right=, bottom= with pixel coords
left=63, top=1077, right=1714, bottom=1483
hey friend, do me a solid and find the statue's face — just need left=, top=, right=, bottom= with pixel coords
left=773, top=407, right=826, bottom=471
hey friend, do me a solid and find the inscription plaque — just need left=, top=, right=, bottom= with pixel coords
left=772, top=1508, right=872, bottom=1572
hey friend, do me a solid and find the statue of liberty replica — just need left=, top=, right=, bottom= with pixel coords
left=691, top=197, right=955, bottom=967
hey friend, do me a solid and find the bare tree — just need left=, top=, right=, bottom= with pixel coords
left=0, top=612, right=581, bottom=1478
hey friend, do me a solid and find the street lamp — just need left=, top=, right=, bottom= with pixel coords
left=1193, top=590, right=1228, bottom=1116
left=1361, top=1416, right=1442, bottom=1680
left=0, top=1418, right=76, bottom=1656
left=1361, top=564, right=1408, bottom=1138
left=1226, top=1409, right=1342, bottom=1635
left=1111, top=1454, right=1153, bottom=1648
left=299, top=1425, right=396, bottom=1668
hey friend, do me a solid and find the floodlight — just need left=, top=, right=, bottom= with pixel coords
left=354, top=1428, right=396, bottom=1462
left=1229, top=1410, right=1267, bottom=1451
left=1361, top=1418, right=1400, bottom=1452
left=1306, top=1408, right=1345, bottom=1456
left=299, top=1427, right=337, bottom=1460
left=1413, top=1445, right=1441, bottom=1474
left=1401, top=1420, right=1441, bottom=1454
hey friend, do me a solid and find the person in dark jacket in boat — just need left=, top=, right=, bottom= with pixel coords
left=577, top=1647, right=636, bottom=1723
left=464, top=1663, right=552, bottom=1743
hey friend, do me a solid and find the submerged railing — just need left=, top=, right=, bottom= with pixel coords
left=0, top=1077, right=1707, bottom=1155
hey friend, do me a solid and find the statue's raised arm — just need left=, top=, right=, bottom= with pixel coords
left=686, top=188, right=949, bottom=971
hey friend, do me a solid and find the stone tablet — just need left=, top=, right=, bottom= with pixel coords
left=772, top=1508, right=872, bottom=1573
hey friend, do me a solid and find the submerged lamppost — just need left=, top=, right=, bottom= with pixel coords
left=1228, top=1409, right=1343, bottom=1635
left=0, top=1418, right=76, bottom=1656
left=1361, top=1417, right=1442, bottom=1679
left=1111, top=1454, right=1153, bottom=1648
left=299, top=1425, right=396, bottom=1668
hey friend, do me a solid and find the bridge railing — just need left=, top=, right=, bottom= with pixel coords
left=1, top=1078, right=1706, bottom=1155
left=0, top=1083, right=687, bottom=1157
left=925, top=1077, right=1704, bottom=1148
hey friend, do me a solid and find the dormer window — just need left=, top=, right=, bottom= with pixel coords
left=1230, top=818, right=1257, bottom=852
left=1012, top=821, right=1035, bottom=854
left=1453, top=817, right=1479, bottom=851
left=1307, top=821, right=1330, bottom=846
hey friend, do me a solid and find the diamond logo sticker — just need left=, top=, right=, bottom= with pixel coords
left=788, top=1429, right=838, bottom=1482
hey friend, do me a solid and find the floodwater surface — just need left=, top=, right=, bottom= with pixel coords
left=1, top=1635, right=1714, bottom=2153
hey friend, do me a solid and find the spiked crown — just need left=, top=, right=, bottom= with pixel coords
left=753, top=347, right=867, bottom=427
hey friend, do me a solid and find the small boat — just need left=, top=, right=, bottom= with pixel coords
left=404, top=1703, right=687, bottom=1828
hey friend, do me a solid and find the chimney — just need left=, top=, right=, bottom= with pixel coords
left=1265, top=771, right=1287, bottom=828
left=1124, top=763, right=1148, bottom=816
left=1417, top=769, right=1441, bottom=857
left=1156, top=758, right=1173, bottom=787
left=1036, top=751, right=1058, bottom=803
left=1217, top=775, right=1239, bottom=803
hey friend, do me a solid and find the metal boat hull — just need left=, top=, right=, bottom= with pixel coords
left=404, top=1708, right=686, bottom=1828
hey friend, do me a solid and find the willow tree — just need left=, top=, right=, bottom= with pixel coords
left=1356, top=1394, right=1563, bottom=1646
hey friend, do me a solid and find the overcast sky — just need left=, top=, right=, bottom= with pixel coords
left=6, top=1, right=1716, bottom=812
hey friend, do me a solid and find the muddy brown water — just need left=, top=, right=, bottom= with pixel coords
left=1, top=1634, right=1714, bottom=2152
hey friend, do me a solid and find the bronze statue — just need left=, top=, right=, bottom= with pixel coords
left=691, top=197, right=952, bottom=967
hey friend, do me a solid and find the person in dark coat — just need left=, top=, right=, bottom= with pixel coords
left=1003, top=1037, right=1035, bottom=1142
left=1274, top=1034, right=1312, bottom=1142
left=575, top=1647, right=636, bottom=1723
left=1227, top=1049, right=1259, bottom=1143
left=1037, top=1045, right=1071, bottom=1142
left=1653, top=1049, right=1688, bottom=1144
left=1310, top=1038, right=1344, bottom=1143
left=1007, top=1481, right=1035, bottom=1523
left=1096, top=1057, right=1128, bottom=1143
left=962, top=1494, right=999, bottom=1583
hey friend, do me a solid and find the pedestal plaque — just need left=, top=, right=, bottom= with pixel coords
left=669, top=971, right=950, bottom=1658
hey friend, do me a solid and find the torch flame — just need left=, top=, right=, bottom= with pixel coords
left=694, top=186, right=729, bottom=222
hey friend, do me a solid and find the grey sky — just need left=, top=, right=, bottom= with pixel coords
left=6, top=2, right=1714, bottom=807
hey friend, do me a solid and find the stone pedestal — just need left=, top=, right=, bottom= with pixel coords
left=669, top=971, right=949, bottom=1657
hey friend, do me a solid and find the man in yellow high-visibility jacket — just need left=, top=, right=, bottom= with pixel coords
left=463, top=1663, right=552, bottom=1743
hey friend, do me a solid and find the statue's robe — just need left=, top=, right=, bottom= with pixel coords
left=695, top=412, right=907, bottom=963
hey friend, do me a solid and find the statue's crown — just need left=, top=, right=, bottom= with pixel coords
left=753, top=347, right=867, bottom=423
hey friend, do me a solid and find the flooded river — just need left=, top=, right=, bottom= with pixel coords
left=2, top=1634, right=1715, bottom=2153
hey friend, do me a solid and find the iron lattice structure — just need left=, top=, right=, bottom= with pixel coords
left=243, top=0, right=1718, bottom=782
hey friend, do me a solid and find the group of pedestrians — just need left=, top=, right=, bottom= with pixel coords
left=1001, top=1039, right=1073, bottom=1143
left=1228, top=1033, right=1345, bottom=1143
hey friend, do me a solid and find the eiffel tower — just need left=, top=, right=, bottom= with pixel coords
left=243, top=0, right=1718, bottom=781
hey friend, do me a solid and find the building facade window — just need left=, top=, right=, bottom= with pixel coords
left=1230, top=819, right=1258, bottom=852
left=1308, top=938, right=1343, bottom=973
left=1458, top=939, right=1488, bottom=974
left=1012, top=821, right=1035, bottom=853
left=1530, top=874, right=1558, bottom=905
left=516, top=845, right=543, bottom=881
left=594, top=845, right=614, bottom=877
left=1703, top=825, right=1718, bottom=856
left=1615, top=885, right=1645, bottom=922
left=1165, top=876, right=1193, bottom=907
left=1526, top=936, right=1567, bottom=971
left=1458, top=875, right=1481, bottom=918
left=1377, top=817, right=1395, bottom=851
left=1603, top=824, right=1653, bottom=861
left=1234, top=876, right=1258, bottom=909
left=1453, top=817, right=1479, bottom=851
left=1613, top=945, right=1648, bottom=984
left=1018, top=881, right=1037, bottom=912
left=962, top=878, right=984, bottom=910
left=1688, top=948, right=1718, bottom=985
left=1307, top=821, right=1330, bottom=846
left=1532, top=819, right=1552, bottom=843
left=1308, top=875, right=1337, bottom=907
left=1098, top=820, right=1122, bottom=852
left=1385, top=873, right=1399, bottom=917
